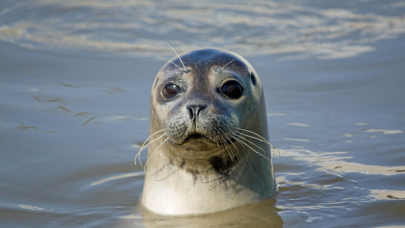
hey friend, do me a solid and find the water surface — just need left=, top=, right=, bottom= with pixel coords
left=1, top=0, right=405, bottom=227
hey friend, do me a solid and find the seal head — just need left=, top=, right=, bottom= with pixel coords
left=142, top=48, right=276, bottom=215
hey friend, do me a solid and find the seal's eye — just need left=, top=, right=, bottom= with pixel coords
left=163, top=84, right=180, bottom=98
left=222, top=81, right=243, bottom=99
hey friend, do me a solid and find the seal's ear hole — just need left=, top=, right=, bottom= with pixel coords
left=250, top=72, right=257, bottom=86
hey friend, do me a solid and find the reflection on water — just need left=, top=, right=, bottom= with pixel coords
left=137, top=198, right=283, bottom=228
left=276, top=149, right=405, bottom=175
left=1, top=0, right=405, bottom=227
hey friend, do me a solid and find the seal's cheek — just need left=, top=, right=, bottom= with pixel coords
left=164, top=113, right=191, bottom=143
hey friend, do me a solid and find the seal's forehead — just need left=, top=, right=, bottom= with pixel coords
left=162, top=48, right=250, bottom=74
left=182, top=48, right=240, bottom=63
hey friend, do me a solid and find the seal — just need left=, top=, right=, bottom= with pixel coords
left=136, top=48, right=277, bottom=215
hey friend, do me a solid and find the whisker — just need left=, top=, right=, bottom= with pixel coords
left=136, top=129, right=165, bottom=154
left=217, top=129, right=238, bottom=162
left=235, top=128, right=281, bottom=156
left=159, top=57, right=182, bottom=71
left=214, top=128, right=235, bottom=161
left=223, top=131, right=241, bottom=156
left=144, top=138, right=169, bottom=173
left=154, top=168, right=179, bottom=181
left=135, top=132, right=166, bottom=167
left=221, top=135, right=235, bottom=162
left=213, top=129, right=228, bottom=150
left=231, top=134, right=271, bottom=161
left=211, top=129, right=219, bottom=145
left=222, top=59, right=236, bottom=69
left=211, top=130, right=221, bottom=148
left=152, top=159, right=171, bottom=177
left=235, top=128, right=269, bottom=143
left=215, top=131, right=230, bottom=151
left=161, top=41, right=186, bottom=70
left=228, top=153, right=248, bottom=184
left=138, top=129, right=165, bottom=149
left=231, top=133, right=267, bottom=155
left=221, top=132, right=251, bottom=175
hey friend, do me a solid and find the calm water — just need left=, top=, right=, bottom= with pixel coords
left=1, top=0, right=405, bottom=227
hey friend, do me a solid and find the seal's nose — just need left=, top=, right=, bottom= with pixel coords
left=187, top=104, right=207, bottom=122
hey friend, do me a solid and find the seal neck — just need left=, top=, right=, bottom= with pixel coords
left=141, top=145, right=277, bottom=215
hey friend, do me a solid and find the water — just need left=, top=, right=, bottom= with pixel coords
left=0, top=0, right=404, bottom=227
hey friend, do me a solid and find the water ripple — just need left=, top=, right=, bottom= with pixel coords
left=0, top=0, right=404, bottom=59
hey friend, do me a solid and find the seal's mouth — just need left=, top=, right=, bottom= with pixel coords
left=181, top=133, right=235, bottom=145
left=183, top=133, right=210, bottom=143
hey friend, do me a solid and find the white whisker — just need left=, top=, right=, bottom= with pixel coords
left=161, top=41, right=186, bottom=70
left=214, top=128, right=235, bottom=161
left=152, top=158, right=171, bottom=177
left=159, top=57, right=182, bottom=71
left=135, top=131, right=166, bottom=166
left=144, top=138, right=169, bottom=173
left=231, top=133, right=267, bottom=155
left=223, top=59, right=236, bottom=69
left=235, top=128, right=281, bottom=156
left=231, top=134, right=271, bottom=161
left=217, top=129, right=238, bottom=162
left=211, top=130, right=221, bottom=148
left=235, top=128, right=269, bottom=143
left=223, top=131, right=241, bottom=156
left=154, top=168, right=179, bottom=181
left=235, top=131, right=268, bottom=143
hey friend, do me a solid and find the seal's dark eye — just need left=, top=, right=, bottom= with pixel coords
left=222, top=81, right=243, bottom=99
left=163, top=84, right=180, bottom=98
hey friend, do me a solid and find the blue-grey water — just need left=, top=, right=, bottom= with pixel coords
left=0, top=0, right=404, bottom=227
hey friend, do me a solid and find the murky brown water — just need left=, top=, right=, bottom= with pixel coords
left=1, top=0, right=405, bottom=227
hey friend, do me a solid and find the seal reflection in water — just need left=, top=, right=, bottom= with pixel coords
left=137, top=48, right=277, bottom=215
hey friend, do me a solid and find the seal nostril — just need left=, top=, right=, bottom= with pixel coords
left=187, top=104, right=207, bottom=122
left=187, top=106, right=194, bottom=120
